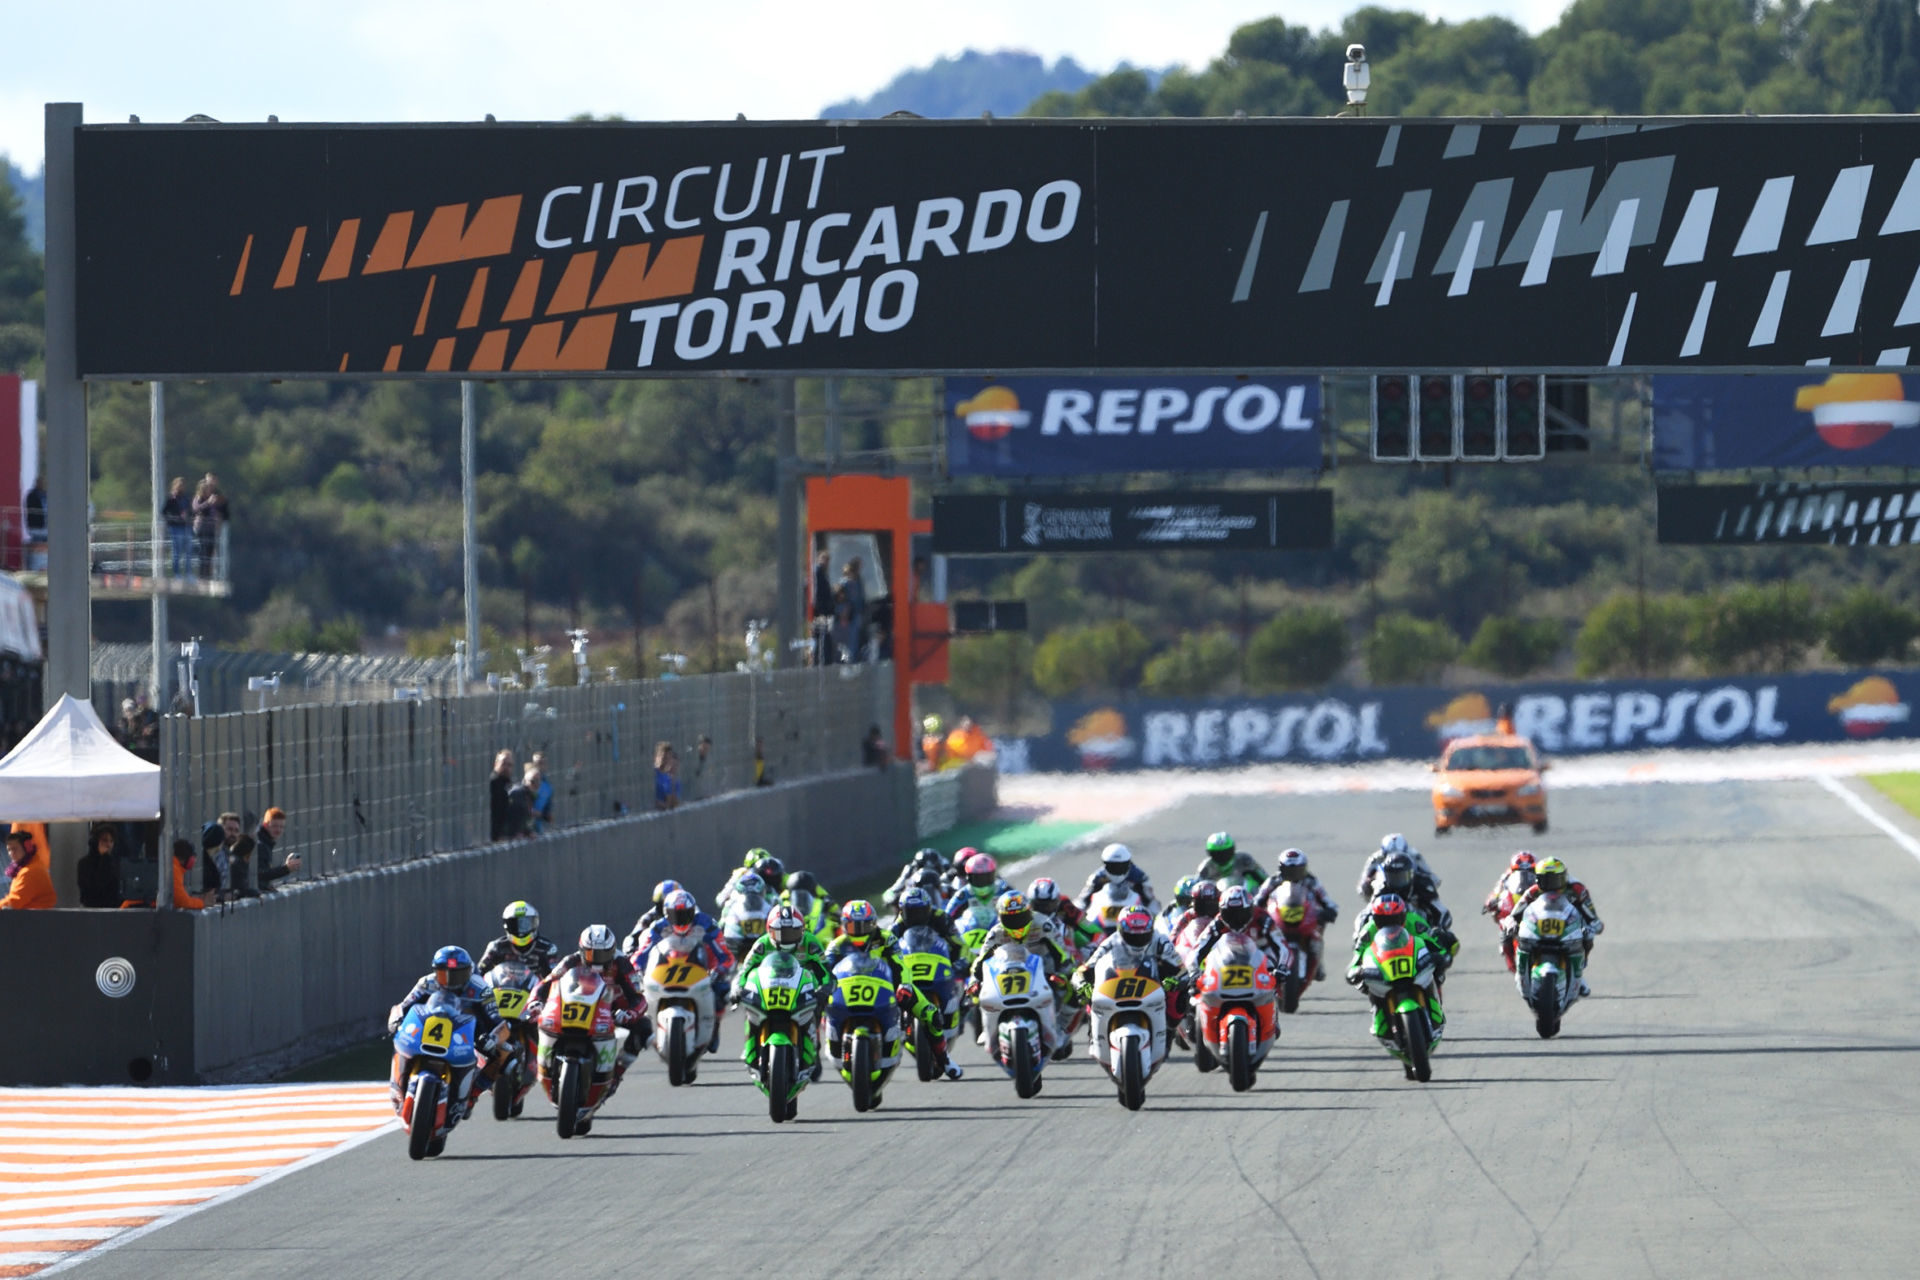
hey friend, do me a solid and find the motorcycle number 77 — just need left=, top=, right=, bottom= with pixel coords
left=998, top=970, right=1031, bottom=995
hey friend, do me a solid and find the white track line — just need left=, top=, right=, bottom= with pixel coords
left=31, top=1120, right=397, bottom=1277
left=1816, top=774, right=1920, bottom=865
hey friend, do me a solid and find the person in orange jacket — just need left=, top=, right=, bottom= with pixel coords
left=124, top=839, right=205, bottom=910
left=0, top=828, right=55, bottom=910
left=944, top=716, right=991, bottom=767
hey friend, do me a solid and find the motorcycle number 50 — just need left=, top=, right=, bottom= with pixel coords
left=422, top=1016, right=453, bottom=1048
left=839, top=976, right=889, bottom=1006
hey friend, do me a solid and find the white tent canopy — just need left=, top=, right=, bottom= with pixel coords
left=0, top=694, right=161, bottom=821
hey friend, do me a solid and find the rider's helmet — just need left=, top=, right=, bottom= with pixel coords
left=899, top=886, right=935, bottom=928
left=996, top=891, right=1033, bottom=940
left=767, top=904, right=806, bottom=951
left=1027, top=877, right=1062, bottom=917
left=1204, top=831, right=1236, bottom=869
left=951, top=846, right=980, bottom=873
left=1370, top=894, right=1409, bottom=929
left=1278, top=849, right=1309, bottom=882
left=840, top=900, right=879, bottom=946
left=1380, top=852, right=1416, bottom=895
left=1191, top=881, right=1221, bottom=919
left=1220, top=886, right=1255, bottom=931
left=965, top=852, right=999, bottom=899
left=1535, top=858, right=1568, bottom=894
left=909, top=866, right=943, bottom=896
left=914, top=846, right=943, bottom=870
left=1117, top=907, right=1154, bottom=948
left=578, top=925, right=618, bottom=968
left=743, top=846, right=770, bottom=869
left=1380, top=833, right=1411, bottom=857
left=502, top=901, right=539, bottom=946
left=922, top=714, right=943, bottom=736
left=1100, top=843, right=1134, bottom=879
left=651, top=879, right=682, bottom=907
left=665, top=890, right=699, bottom=935
left=432, top=945, right=473, bottom=990
left=753, top=855, right=786, bottom=893
left=1509, top=850, right=1537, bottom=872
left=1171, top=875, right=1200, bottom=910
left=733, top=871, right=766, bottom=905
left=787, top=870, right=821, bottom=898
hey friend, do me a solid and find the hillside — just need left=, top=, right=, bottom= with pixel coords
left=820, top=49, right=1099, bottom=119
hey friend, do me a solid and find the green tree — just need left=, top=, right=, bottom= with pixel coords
left=1031, top=620, right=1149, bottom=697
left=1141, top=630, right=1240, bottom=696
left=0, top=166, right=42, bottom=371
left=946, top=632, right=1035, bottom=725
left=1574, top=592, right=1694, bottom=677
left=1365, top=613, right=1459, bottom=685
left=1246, top=607, right=1349, bottom=691
left=1463, top=615, right=1563, bottom=678
left=1690, top=582, right=1821, bottom=673
left=1824, top=586, right=1920, bottom=666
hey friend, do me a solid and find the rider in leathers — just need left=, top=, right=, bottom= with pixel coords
left=1501, top=857, right=1602, bottom=996
left=1073, top=907, right=1186, bottom=1047
left=883, top=847, right=948, bottom=908
left=1356, top=833, right=1441, bottom=899
left=621, top=879, right=687, bottom=954
left=388, top=945, right=504, bottom=1119
left=1346, top=894, right=1450, bottom=1039
left=529, top=926, right=651, bottom=1091
left=1481, top=851, right=1538, bottom=972
left=1357, top=851, right=1452, bottom=936
left=1195, top=831, right=1266, bottom=892
left=477, top=900, right=563, bottom=979
left=628, top=890, right=737, bottom=1006
left=1181, top=886, right=1284, bottom=978
left=1251, top=849, right=1340, bottom=980
left=887, top=887, right=967, bottom=1080
left=967, top=892, right=1078, bottom=1060
left=1075, top=842, right=1160, bottom=915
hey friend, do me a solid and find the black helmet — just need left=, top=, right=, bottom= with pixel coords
left=910, top=867, right=942, bottom=896
left=900, top=886, right=934, bottom=928
left=1220, top=886, right=1254, bottom=931
left=1381, top=852, right=1415, bottom=894
left=754, top=856, right=785, bottom=892
left=1191, top=881, right=1221, bottom=918
left=1278, top=849, right=1308, bottom=883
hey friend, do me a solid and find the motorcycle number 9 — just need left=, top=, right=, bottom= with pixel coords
left=839, top=976, right=888, bottom=1005
left=422, top=1016, right=452, bottom=1048
left=1536, top=917, right=1566, bottom=938
left=561, top=1001, right=594, bottom=1026
left=1219, top=965, right=1254, bottom=988
left=761, top=986, right=797, bottom=1011
left=998, top=969, right=1031, bottom=996
left=1384, top=955, right=1415, bottom=981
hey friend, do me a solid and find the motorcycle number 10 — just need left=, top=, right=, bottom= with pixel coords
left=1384, top=956, right=1415, bottom=981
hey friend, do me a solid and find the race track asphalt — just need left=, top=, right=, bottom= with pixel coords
left=68, top=778, right=1920, bottom=1280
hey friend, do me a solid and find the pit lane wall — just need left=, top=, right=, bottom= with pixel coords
left=6, top=764, right=916, bottom=1086
left=993, top=669, right=1919, bottom=774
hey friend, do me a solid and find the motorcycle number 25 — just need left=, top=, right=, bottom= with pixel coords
left=422, top=1016, right=453, bottom=1049
left=1219, top=965, right=1254, bottom=988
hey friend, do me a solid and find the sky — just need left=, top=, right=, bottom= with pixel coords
left=0, top=0, right=1570, bottom=173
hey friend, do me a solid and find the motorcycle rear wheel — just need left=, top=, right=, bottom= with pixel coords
left=1012, top=1025, right=1042, bottom=1100
left=1228, top=1018, right=1255, bottom=1093
left=555, top=1058, right=583, bottom=1139
left=406, top=1074, right=439, bottom=1161
left=1534, top=975, right=1561, bottom=1039
left=768, top=1043, right=796, bottom=1124
left=851, top=1033, right=875, bottom=1112
left=1118, top=1037, right=1145, bottom=1112
left=668, top=1018, right=689, bottom=1087
left=1282, top=969, right=1302, bottom=1014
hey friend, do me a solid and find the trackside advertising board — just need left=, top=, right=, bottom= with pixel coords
left=932, top=490, right=1333, bottom=554
left=989, top=669, right=1918, bottom=773
left=945, top=376, right=1322, bottom=475
left=1652, top=373, right=1920, bottom=469
left=72, top=118, right=1920, bottom=377
left=1658, top=481, right=1920, bottom=545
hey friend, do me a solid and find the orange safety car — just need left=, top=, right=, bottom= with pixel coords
left=1430, top=733, right=1548, bottom=835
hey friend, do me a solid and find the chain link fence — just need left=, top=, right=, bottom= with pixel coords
left=158, top=662, right=893, bottom=879
left=93, top=643, right=467, bottom=719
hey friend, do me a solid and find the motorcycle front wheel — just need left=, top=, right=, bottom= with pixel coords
left=1399, top=1009, right=1432, bottom=1083
left=1228, top=1018, right=1255, bottom=1093
left=912, top=1020, right=938, bottom=1082
left=491, top=1062, right=514, bottom=1121
left=406, top=1074, right=439, bottom=1161
left=1118, top=1036, right=1145, bottom=1112
left=668, top=1018, right=689, bottom=1086
left=1534, top=974, right=1561, bottom=1039
left=768, top=1042, right=796, bottom=1124
left=1012, top=1024, right=1041, bottom=1099
left=850, top=1032, right=875, bottom=1112
left=1282, top=968, right=1303, bottom=1014
left=555, top=1058, right=583, bottom=1139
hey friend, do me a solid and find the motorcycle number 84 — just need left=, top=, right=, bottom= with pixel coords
left=839, top=976, right=890, bottom=1005
left=1535, top=917, right=1567, bottom=938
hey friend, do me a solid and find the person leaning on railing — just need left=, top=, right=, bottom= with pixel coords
left=0, top=829, right=53, bottom=910
left=162, top=476, right=192, bottom=577
left=252, top=807, right=301, bottom=887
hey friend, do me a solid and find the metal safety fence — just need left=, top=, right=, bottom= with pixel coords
left=93, top=643, right=467, bottom=718
left=157, top=662, right=893, bottom=880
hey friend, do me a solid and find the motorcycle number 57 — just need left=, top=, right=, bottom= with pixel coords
left=561, top=1001, right=594, bottom=1026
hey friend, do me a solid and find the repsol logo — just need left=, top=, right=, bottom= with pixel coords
left=1142, top=700, right=1389, bottom=767
left=1514, top=685, right=1788, bottom=751
left=1041, top=384, right=1315, bottom=437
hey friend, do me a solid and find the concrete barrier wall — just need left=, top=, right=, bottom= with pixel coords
left=915, top=762, right=1000, bottom=840
left=188, top=763, right=915, bottom=1080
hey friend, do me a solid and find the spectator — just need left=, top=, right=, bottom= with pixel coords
left=686, top=735, right=712, bottom=800
left=77, top=824, right=123, bottom=908
left=528, top=753, right=555, bottom=829
left=22, top=475, right=46, bottom=571
left=252, top=807, right=301, bottom=889
left=0, top=829, right=53, bottom=910
left=830, top=584, right=857, bottom=665
left=155, top=839, right=205, bottom=910
left=191, top=473, right=230, bottom=579
left=811, top=550, right=834, bottom=665
left=506, top=768, right=535, bottom=837
left=519, top=762, right=547, bottom=833
left=753, top=736, right=772, bottom=788
left=945, top=715, right=991, bottom=766
left=920, top=714, right=948, bottom=773
left=118, top=696, right=158, bottom=761
left=201, top=812, right=257, bottom=901
left=162, top=477, right=192, bottom=577
left=489, top=749, right=517, bottom=840
left=653, top=741, right=680, bottom=811
left=840, top=558, right=868, bottom=659
left=862, top=724, right=889, bottom=769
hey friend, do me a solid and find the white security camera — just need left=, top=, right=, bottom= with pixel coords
left=1347, top=43, right=1366, bottom=62
left=1343, top=45, right=1371, bottom=106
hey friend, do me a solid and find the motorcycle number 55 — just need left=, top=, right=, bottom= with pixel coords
left=422, top=1016, right=453, bottom=1049
left=761, top=987, right=798, bottom=1011
left=839, top=976, right=889, bottom=1005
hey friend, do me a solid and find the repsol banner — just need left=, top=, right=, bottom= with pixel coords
left=992, top=668, right=1918, bottom=773
left=1652, top=373, right=1920, bottom=470
left=72, top=118, right=1920, bottom=377
left=945, top=376, right=1321, bottom=475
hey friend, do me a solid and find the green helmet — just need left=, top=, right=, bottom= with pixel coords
left=1172, top=875, right=1200, bottom=909
left=1205, top=831, right=1236, bottom=865
left=744, top=846, right=770, bottom=868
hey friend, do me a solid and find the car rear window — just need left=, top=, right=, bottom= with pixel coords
left=1445, top=745, right=1534, bottom=771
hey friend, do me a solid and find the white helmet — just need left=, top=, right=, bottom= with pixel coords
left=1380, top=833, right=1410, bottom=856
left=1100, top=842, right=1133, bottom=871
left=579, top=924, right=618, bottom=966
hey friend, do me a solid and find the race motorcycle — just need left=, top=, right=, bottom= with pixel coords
left=1084, top=953, right=1169, bottom=1111
left=897, top=925, right=961, bottom=1082
left=954, top=896, right=997, bottom=1039
left=737, top=950, right=821, bottom=1123
left=390, top=992, right=479, bottom=1160
left=721, top=883, right=772, bottom=969
left=1511, top=894, right=1591, bottom=1039
left=827, top=951, right=908, bottom=1112
left=640, top=941, right=721, bottom=1086
left=1354, top=924, right=1443, bottom=1083
left=535, top=966, right=624, bottom=1138
left=483, top=962, right=538, bottom=1120
left=1265, top=881, right=1323, bottom=1013
left=1193, top=934, right=1279, bottom=1091
left=1089, top=880, right=1147, bottom=940
left=1484, top=876, right=1532, bottom=973
left=975, top=943, right=1055, bottom=1099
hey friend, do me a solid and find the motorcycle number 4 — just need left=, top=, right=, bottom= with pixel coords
left=998, top=970, right=1032, bottom=995
left=422, top=1016, right=452, bottom=1048
left=1219, top=965, right=1254, bottom=988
